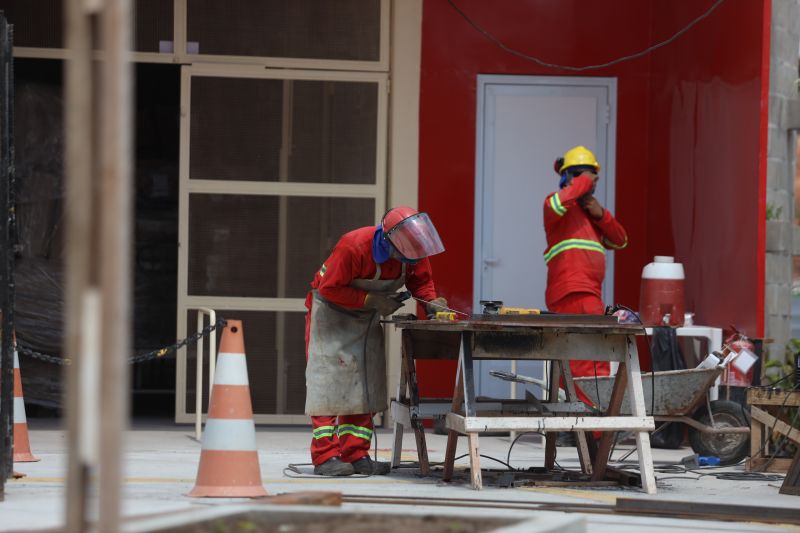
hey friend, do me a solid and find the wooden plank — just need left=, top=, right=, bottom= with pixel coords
left=461, top=331, right=477, bottom=417
left=779, top=450, right=800, bottom=496
left=471, top=331, right=627, bottom=362
left=467, top=433, right=482, bottom=490
left=390, top=401, right=412, bottom=427
left=404, top=328, right=462, bottom=360
left=746, top=457, right=794, bottom=473
left=255, top=491, right=342, bottom=506
left=615, top=497, right=800, bottom=525
left=559, top=361, right=593, bottom=475
left=402, top=330, right=429, bottom=476
left=392, top=316, right=642, bottom=334
left=545, top=361, right=561, bottom=471
left=445, top=413, right=654, bottom=433
left=390, top=336, right=411, bottom=468
left=592, top=361, right=628, bottom=481
left=410, top=399, right=588, bottom=416
left=746, top=388, right=800, bottom=407
left=442, top=362, right=464, bottom=482
left=750, top=406, right=800, bottom=444
left=623, top=338, right=656, bottom=495
left=750, top=403, right=764, bottom=463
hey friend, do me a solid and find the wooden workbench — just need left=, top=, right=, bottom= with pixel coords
left=389, top=316, right=657, bottom=493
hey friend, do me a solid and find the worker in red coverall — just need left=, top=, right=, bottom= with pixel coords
left=304, top=206, right=448, bottom=476
left=543, top=146, right=628, bottom=395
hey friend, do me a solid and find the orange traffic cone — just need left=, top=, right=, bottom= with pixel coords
left=13, top=348, right=39, bottom=462
left=188, top=320, right=266, bottom=498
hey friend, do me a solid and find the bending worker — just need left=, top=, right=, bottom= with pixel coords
left=304, top=206, right=448, bottom=476
left=543, top=146, right=628, bottom=386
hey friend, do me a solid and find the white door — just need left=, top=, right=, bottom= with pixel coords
left=473, top=75, right=617, bottom=399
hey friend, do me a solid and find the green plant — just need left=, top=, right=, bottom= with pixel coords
left=766, top=202, right=784, bottom=221
left=764, top=342, right=796, bottom=389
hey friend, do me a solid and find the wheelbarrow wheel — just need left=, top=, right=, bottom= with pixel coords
left=688, top=400, right=750, bottom=466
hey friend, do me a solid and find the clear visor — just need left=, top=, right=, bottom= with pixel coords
left=385, top=212, right=445, bottom=260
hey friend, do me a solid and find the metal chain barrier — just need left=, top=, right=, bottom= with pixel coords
left=16, top=318, right=228, bottom=366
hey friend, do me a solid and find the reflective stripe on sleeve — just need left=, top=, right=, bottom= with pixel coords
left=544, top=238, right=605, bottom=264
left=549, top=194, right=567, bottom=216
left=337, top=424, right=373, bottom=441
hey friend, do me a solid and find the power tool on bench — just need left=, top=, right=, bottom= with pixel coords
left=479, top=300, right=549, bottom=316
left=390, top=290, right=469, bottom=321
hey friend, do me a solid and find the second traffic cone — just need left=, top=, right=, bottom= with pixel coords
left=188, top=320, right=267, bottom=498
left=13, top=348, right=39, bottom=463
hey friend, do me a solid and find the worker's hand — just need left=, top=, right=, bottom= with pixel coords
left=425, top=297, right=449, bottom=316
left=579, top=195, right=604, bottom=219
left=364, top=292, right=404, bottom=317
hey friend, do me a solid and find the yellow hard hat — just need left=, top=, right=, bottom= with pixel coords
left=558, top=146, right=600, bottom=173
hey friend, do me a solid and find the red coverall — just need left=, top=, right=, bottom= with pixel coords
left=304, top=226, right=438, bottom=466
left=543, top=175, right=628, bottom=391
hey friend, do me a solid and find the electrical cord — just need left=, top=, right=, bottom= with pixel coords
left=446, top=0, right=726, bottom=72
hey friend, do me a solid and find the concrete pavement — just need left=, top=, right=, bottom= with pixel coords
left=2, top=418, right=798, bottom=532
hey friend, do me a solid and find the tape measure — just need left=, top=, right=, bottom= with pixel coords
left=498, top=307, right=541, bottom=315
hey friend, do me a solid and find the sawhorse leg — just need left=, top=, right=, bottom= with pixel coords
left=443, top=332, right=481, bottom=489
left=544, top=360, right=561, bottom=471
left=390, top=334, right=410, bottom=469
left=592, top=361, right=627, bottom=480
left=402, top=330, right=430, bottom=476
left=560, top=361, right=594, bottom=474
left=625, top=338, right=656, bottom=493
left=442, top=363, right=463, bottom=482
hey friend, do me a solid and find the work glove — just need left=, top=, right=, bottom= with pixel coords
left=578, top=195, right=604, bottom=219
left=425, top=297, right=449, bottom=316
left=364, top=292, right=404, bottom=317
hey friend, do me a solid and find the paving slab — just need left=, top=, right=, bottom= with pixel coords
left=1, top=419, right=798, bottom=532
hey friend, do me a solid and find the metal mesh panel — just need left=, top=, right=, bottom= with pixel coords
left=189, top=77, right=282, bottom=181
left=185, top=310, right=307, bottom=415
left=289, top=81, right=377, bottom=184
left=189, top=77, right=377, bottom=184
left=133, top=0, right=174, bottom=53
left=0, top=0, right=173, bottom=51
left=0, top=0, right=63, bottom=48
left=187, top=0, right=380, bottom=61
left=188, top=194, right=374, bottom=297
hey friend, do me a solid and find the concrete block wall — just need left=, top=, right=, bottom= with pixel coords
left=765, top=0, right=800, bottom=361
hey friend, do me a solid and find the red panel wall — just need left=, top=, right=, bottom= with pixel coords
left=646, top=0, right=768, bottom=338
left=417, top=0, right=768, bottom=392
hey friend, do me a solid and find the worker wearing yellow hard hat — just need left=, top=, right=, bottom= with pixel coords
left=543, top=145, right=628, bottom=393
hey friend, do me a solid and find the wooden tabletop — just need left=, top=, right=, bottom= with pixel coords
left=388, top=314, right=644, bottom=336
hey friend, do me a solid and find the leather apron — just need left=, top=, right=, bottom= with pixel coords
left=305, top=263, right=406, bottom=416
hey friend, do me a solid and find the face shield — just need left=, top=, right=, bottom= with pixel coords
left=384, top=212, right=445, bottom=261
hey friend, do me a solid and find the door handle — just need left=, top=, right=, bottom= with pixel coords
left=483, top=257, right=500, bottom=266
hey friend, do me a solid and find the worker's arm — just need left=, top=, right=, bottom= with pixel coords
left=544, top=175, right=595, bottom=218
left=316, top=245, right=370, bottom=309
left=591, top=208, right=628, bottom=250
left=405, top=258, right=438, bottom=302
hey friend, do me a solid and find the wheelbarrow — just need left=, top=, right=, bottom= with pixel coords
left=574, top=366, right=751, bottom=465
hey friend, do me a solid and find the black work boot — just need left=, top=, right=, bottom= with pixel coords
left=313, top=457, right=354, bottom=476
left=351, top=455, right=391, bottom=475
